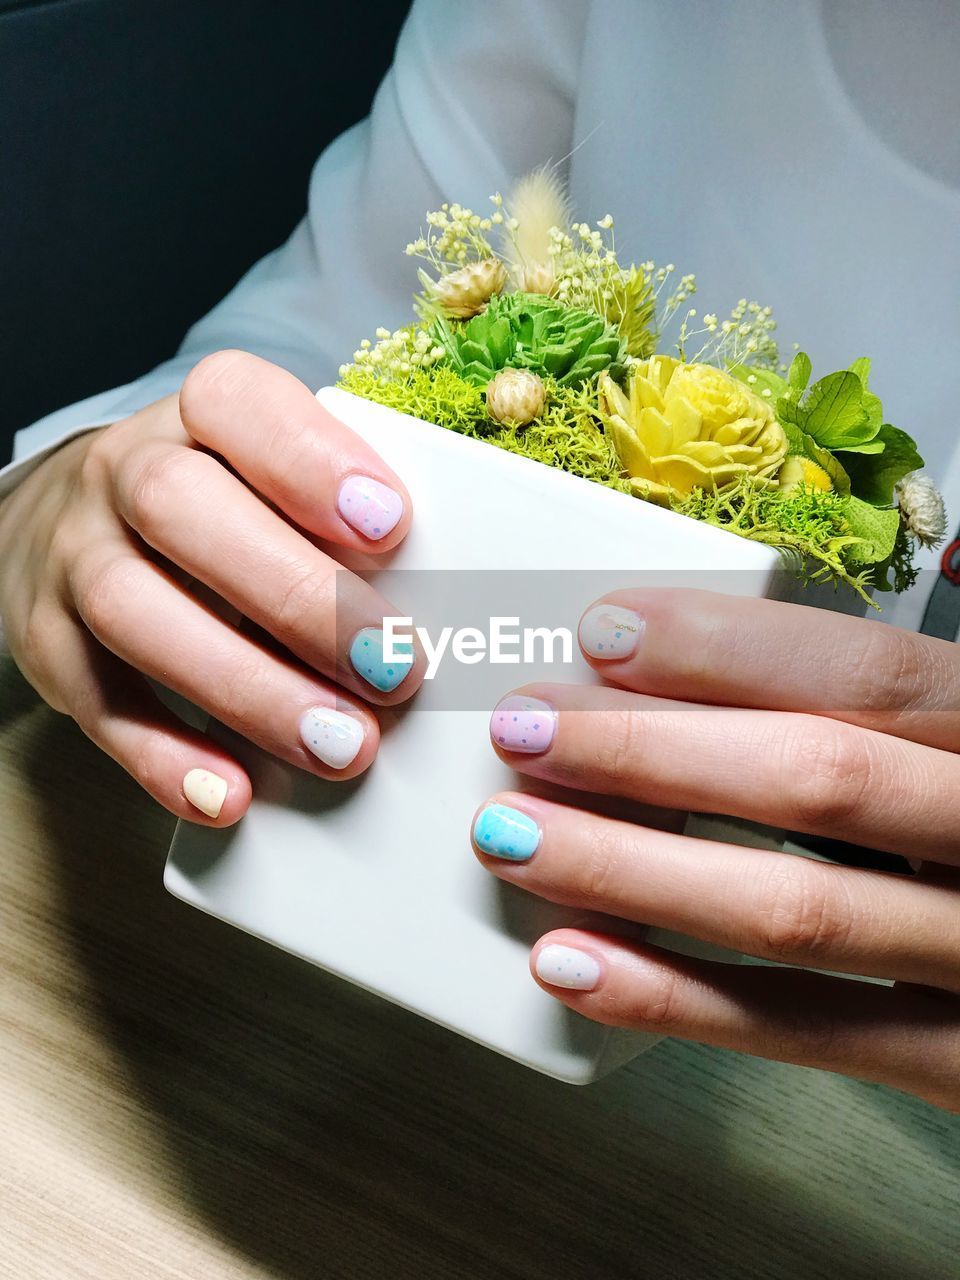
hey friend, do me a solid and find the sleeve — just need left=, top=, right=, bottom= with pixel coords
left=0, top=0, right=587, bottom=500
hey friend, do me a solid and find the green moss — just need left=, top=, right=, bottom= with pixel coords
left=339, top=365, right=487, bottom=433
left=338, top=366, right=629, bottom=492
left=673, top=478, right=878, bottom=606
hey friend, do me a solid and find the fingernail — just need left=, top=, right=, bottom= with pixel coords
left=579, top=604, right=643, bottom=660
left=299, top=706, right=364, bottom=769
left=473, top=803, right=541, bottom=861
left=337, top=475, right=404, bottom=540
left=490, top=695, right=556, bottom=754
left=535, top=944, right=601, bottom=991
left=183, top=767, right=228, bottom=818
left=350, top=626, right=414, bottom=692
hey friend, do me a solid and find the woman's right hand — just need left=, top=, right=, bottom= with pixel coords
left=0, top=351, right=423, bottom=824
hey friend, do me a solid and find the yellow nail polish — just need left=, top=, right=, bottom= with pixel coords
left=183, top=768, right=228, bottom=818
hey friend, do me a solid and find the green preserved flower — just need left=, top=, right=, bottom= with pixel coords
left=432, top=291, right=628, bottom=389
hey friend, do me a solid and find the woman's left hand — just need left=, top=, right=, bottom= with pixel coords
left=473, top=589, right=960, bottom=1111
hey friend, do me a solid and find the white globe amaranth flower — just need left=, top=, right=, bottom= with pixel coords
left=433, top=257, right=506, bottom=318
left=895, top=471, right=947, bottom=547
left=485, top=368, right=547, bottom=426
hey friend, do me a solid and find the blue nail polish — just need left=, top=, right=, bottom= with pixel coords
left=349, top=626, right=414, bottom=693
left=473, top=803, right=541, bottom=862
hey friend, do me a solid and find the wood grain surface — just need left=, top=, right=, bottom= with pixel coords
left=2, top=656, right=959, bottom=1280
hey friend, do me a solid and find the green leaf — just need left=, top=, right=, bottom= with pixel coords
left=802, top=371, right=876, bottom=446
left=788, top=351, right=812, bottom=394
left=842, top=496, right=901, bottom=566
left=842, top=424, right=924, bottom=506
left=846, top=359, right=883, bottom=432
left=779, top=416, right=807, bottom=455
left=861, top=389, right=883, bottom=432
left=835, top=438, right=886, bottom=455
left=729, top=364, right=788, bottom=400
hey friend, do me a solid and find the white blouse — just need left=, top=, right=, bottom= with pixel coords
left=4, top=0, right=958, bottom=634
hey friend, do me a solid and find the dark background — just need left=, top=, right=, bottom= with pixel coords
left=0, top=0, right=410, bottom=459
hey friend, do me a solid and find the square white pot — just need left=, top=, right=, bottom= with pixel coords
left=164, top=386, right=857, bottom=1083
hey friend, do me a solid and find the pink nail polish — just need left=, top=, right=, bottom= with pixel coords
left=490, top=695, right=556, bottom=754
left=337, top=475, right=404, bottom=540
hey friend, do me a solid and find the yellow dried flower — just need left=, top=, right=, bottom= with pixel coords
left=598, top=356, right=789, bottom=503
left=778, top=456, right=834, bottom=493
left=433, top=258, right=506, bottom=318
left=485, top=368, right=547, bottom=426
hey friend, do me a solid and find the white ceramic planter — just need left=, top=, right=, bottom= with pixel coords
left=164, top=386, right=857, bottom=1083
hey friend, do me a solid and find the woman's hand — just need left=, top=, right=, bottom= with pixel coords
left=473, top=589, right=960, bottom=1111
left=0, top=351, right=423, bottom=824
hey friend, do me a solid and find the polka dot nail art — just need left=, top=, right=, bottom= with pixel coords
left=535, top=944, right=601, bottom=991
left=182, top=768, right=228, bottom=818
left=490, top=695, right=556, bottom=754
left=349, top=626, right=415, bottom=693
left=299, top=706, right=364, bottom=770
left=473, top=803, right=542, bottom=861
left=337, top=475, right=404, bottom=541
left=578, top=604, right=643, bottom=660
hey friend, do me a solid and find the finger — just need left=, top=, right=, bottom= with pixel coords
left=529, top=929, right=960, bottom=1111
left=69, top=541, right=383, bottom=778
left=488, top=683, right=960, bottom=866
left=178, top=350, right=411, bottom=549
left=44, top=614, right=250, bottom=824
left=472, top=793, right=960, bottom=990
left=577, top=588, right=960, bottom=752
left=113, top=438, right=422, bottom=703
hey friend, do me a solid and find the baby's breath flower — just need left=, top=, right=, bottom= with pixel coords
left=406, top=201, right=498, bottom=277
left=340, top=324, right=446, bottom=381
left=675, top=295, right=779, bottom=369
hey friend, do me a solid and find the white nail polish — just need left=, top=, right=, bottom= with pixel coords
left=535, top=944, right=601, bottom=991
left=299, top=707, right=364, bottom=770
left=579, top=605, right=643, bottom=660
left=183, top=768, right=228, bottom=818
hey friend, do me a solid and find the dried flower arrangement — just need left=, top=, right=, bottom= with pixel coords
left=338, top=170, right=946, bottom=603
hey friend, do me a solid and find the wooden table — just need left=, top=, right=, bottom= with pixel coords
left=2, top=655, right=958, bottom=1279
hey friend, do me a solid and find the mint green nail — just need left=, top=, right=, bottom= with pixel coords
left=349, top=626, right=414, bottom=693
left=473, top=804, right=541, bottom=862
